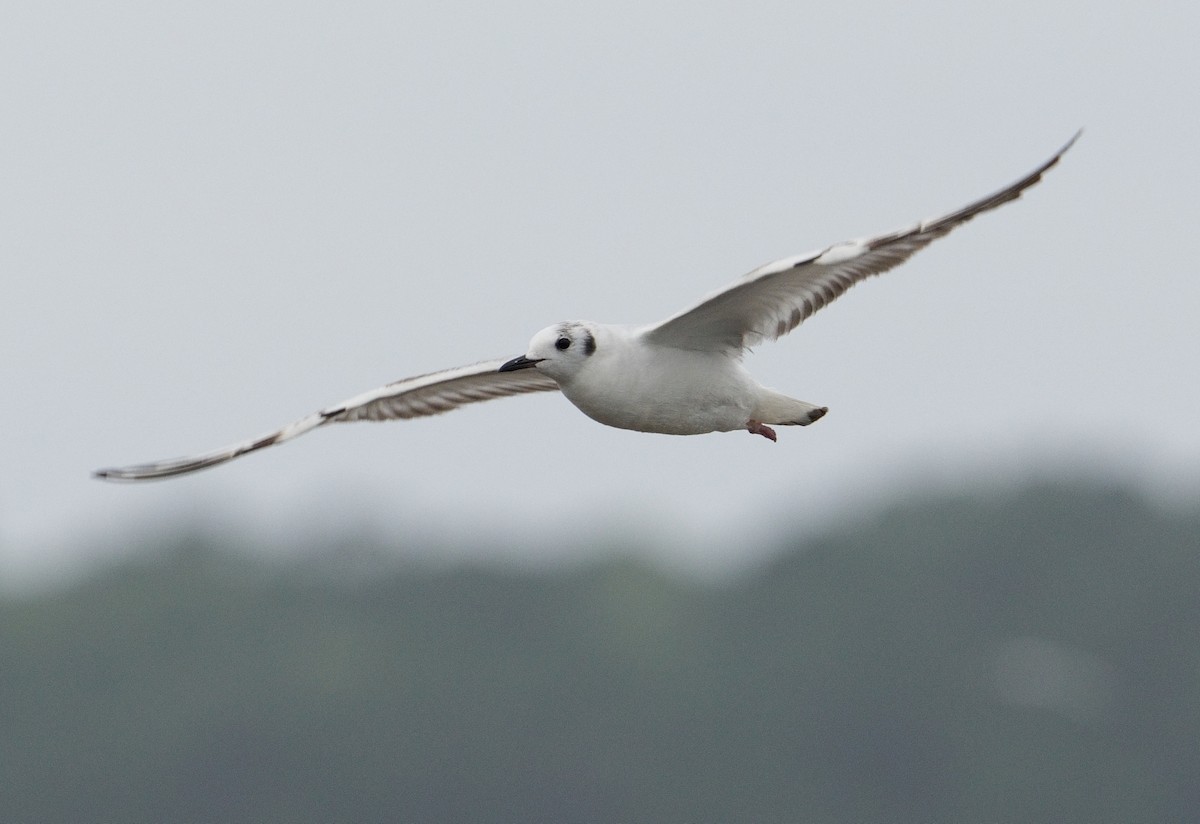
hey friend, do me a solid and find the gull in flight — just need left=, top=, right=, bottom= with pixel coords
left=95, top=133, right=1079, bottom=481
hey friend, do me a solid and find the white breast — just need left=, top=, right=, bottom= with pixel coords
left=557, top=333, right=759, bottom=435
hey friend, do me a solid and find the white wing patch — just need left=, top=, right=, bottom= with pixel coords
left=643, top=131, right=1080, bottom=354
left=813, top=241, right=869, bottom=266
left=94, top=360, right=559, bottom=481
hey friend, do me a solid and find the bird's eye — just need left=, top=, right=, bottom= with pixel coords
left=555, top=337, right=571, bottom=350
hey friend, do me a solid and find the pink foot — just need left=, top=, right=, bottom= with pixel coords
left=747, top=420, right=777, bottom=442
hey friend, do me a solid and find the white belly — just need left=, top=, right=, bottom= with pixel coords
left=558, top=346, right=759, bottom=435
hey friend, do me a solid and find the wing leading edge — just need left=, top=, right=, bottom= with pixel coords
left=94, top=360, right=559, bottom=481
left=643, top=131, right=1080, bottom=354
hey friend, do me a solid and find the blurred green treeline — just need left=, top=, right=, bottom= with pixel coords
left=1, top=481, right=1197, bottom=822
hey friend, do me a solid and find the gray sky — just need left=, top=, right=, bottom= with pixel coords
left=3, top=1, right=1197, bottom=585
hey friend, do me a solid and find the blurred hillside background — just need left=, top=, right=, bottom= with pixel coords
left=3, top=479, right=1197, bottom=822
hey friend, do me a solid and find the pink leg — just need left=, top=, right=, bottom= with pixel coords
left=747, top=420, right=777, bottom=442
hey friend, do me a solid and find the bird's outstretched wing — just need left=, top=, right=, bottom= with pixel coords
left=642, top=131, right=1080, bottom=354
left=94, top=360, right=559, bottom=481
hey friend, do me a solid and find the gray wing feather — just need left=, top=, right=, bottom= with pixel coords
left=643, top=131, right=1080, bottom=354
left=94, top=360, right=559, bottom=481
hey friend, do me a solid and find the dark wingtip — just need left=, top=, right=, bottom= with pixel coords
left=93, top=468, right=139, bottom=482
left=1049, top=129, right=1083, bottom=167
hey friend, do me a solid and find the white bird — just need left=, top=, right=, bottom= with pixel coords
left=95, top=133, right=1079, bottom=481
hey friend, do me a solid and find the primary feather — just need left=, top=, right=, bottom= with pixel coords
left=94, top=360, right=558, bottom=480
left=643, top=131, right=1080, bottom=353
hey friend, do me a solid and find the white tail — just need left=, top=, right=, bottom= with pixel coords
left=752, top=390, right=828, bottom=426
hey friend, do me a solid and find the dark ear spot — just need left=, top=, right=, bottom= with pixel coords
left=583, top=331, right=596, bottom=356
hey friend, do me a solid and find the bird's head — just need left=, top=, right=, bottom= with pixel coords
left=499, top=321, right=599, bottom=383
